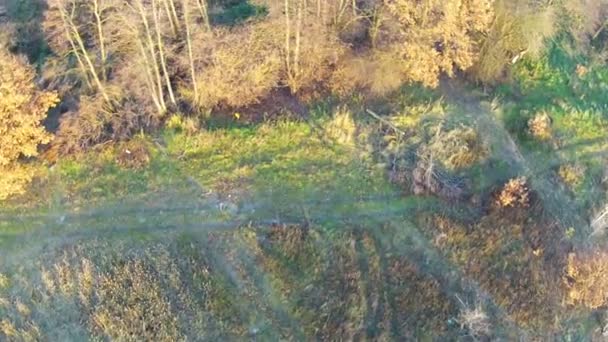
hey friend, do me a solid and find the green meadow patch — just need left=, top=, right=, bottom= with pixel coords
left=166, top=119, right=398, bottom=219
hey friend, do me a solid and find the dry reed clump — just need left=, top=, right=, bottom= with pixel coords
left=565, top=251, right=608, bottom=309
left=496, top=177, right=530, bottom=208
left=324, top=106, right=357, bottom=146
left=0, top=294, right=42, bottom=341
left=424, top=124, right=487, bottom=171
left=0, top=273, right=10, bottom=289
left=576, top=64, right=589, bottom=78
left=458, top=305, right=492, bottom=339
left=528, top=112, right=552, bottom=141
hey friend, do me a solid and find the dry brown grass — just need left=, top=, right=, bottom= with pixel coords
left=0, top=237, right=266, bottom=341
left=565, top=250, right=608, bottom=309
left=115, top=139, right=151, bottom=170
left=91, top=259, right=181, bottom=341
left=428, top=210, right=564, bottom=330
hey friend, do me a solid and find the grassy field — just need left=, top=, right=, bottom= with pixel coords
left=2, top=62, right=608, bottom=339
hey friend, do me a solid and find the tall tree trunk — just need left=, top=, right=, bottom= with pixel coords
left=183, top=0, right=199, bottom=102
left=162, top=0, right=179, bottom=37
left=135, top=0, right=167, bottom=112
left=61, top=4, right=110, bottom=103
left=71, top=25, right=110, bottom=103
left=316, top=0, right=321, bottom=17
left=135, top=36, right=165, bottom=114
left=65, top=31, right=93, bottom=90
left=195, top=0, right=211, bottom=31
left=167, top=0, right=181, bottom=32
left=152, top=0, right=177, bottom=106
left=284, top=0, right=293, bottom=91
left=294, top=0, right=302, bottom=89
left=92, top=0, right=107, bottom=80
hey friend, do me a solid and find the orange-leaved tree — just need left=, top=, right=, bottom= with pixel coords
left=384, top=0, right=494, bottom=88
left=0, top=45, right=58, bottom=200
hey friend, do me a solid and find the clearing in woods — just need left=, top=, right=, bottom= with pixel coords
left=0, top=82, right=600, bottom=339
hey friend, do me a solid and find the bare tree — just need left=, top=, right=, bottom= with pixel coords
left=47, top=0, right=111, bottom=102
left=182, top=0, right=199, bottom=100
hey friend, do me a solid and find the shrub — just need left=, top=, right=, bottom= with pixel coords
left=496, top=177, right=530, bottom=208
left=165, top=114, right=200, bottom=135
left=328, top=55, right=367, bottom=97
left=0, top=164, right=38, bottom=200
left=50, top=94, right=159, bottom=157
left=384, top=0, right=494, bottom=88
left=48, top=98, right=107, bottom=158
left=565, top=251, right=608, bottom=309
left=115, top=139, right=151, bottom=170
left=558, top=164, right=586, bottom=190
left=528, top=112, right=552, bottom=140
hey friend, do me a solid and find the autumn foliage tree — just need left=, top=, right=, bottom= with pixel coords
left=0, top=43, right=58, bottom=200
left=330, top=0, right=495, bottom=94
left=26, top=0, right=608, bottom=160
left=383, top=0, right=494, bottom=88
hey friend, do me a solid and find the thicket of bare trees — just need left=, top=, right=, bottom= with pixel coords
left=41, top=0, right=496, bottom=115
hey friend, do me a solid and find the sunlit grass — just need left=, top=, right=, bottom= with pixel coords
left=166, top=119, right=397, bottom=218
left=495, top=37, right=608, bottom=211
